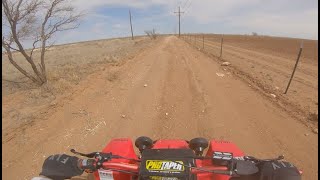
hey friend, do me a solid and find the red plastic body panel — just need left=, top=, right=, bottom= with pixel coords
left=93, top=138, right=138, bottom=180
left=195, top=140, right=245, bottom=180
left=152, top=139, right=189, bottom=149
left=206, top=140, right=244, bottom=157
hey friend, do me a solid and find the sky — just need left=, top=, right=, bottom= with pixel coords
left=4, top=0, right=319, bottom=46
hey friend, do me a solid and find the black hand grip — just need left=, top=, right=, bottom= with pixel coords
left=78, top=159, right=97, bottom=172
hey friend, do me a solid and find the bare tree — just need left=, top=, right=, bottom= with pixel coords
left=145, top=29, right=157, bottom=40
left=252, top=32, right=258, bottom=36
left=2, top=0, right=82, bottom=85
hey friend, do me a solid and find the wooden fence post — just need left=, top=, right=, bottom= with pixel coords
left=202, top=34, right=204, bottom=49
left=284, top=41, right=304, bottom=94
left=220, top=35, right=224, bottom=58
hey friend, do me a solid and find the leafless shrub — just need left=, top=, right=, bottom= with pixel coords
left=252, top=32, right=258, bottom=36
left=145, top=29, right=157, bottom=40
left=2, top=0, right=83, bottom=85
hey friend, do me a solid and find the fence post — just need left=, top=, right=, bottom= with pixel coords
left=284, top=41, right=304, bottom=94
left=220, top=35, right=224, bottom=58
left=194, top=35, right=196, bottom=46
left=202, top=34, right=204, bottom=50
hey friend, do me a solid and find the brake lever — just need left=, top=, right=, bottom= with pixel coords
left=70, top=149, right=98, bottom=158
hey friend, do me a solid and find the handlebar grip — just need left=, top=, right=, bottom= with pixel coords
left=78, top=159, right=96, bottom=172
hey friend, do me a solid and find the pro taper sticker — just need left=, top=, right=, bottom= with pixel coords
left=146, top=160, right=184, bottom=171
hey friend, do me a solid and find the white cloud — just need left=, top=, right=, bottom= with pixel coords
left=112, top=24, right=122, bottom=29
left=71, top=0, right=176, bottom=12
left=182, top=0, right=318, bottom=39
left=184, top=0, right=259, bottom=23
left=227, top=9, right=318, bottom=39
left=2, top=0, right=317, bottom=51
left=39, top=0, right=320, bottom=45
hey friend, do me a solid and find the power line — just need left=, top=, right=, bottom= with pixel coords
left=175, top=0, right=183, bottom=11
left=176, top=0, right=191, bottom=35
left=178, top=0, right=191, bottom=35
left=183, top=0, right=192, bottom=14
left=181, top=1, right=191, bottom=22
left=174, top=6, right=184, bottom=37
left=181, top=0, right=191, bottom=10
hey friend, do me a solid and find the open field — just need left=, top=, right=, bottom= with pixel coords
left=2, top=36, right=155, bottom=131
left=183, top=34, right=318, bottom=127
left=2, top=36, right=153, bottom=96
left=2, top=35, right=318, bottom=180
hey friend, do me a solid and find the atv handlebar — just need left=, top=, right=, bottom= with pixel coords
left=73, top=148, right=237, bottom=176
left=78, top=159, right=232, bottom=175
left=72, top=149, right=299, bottom=177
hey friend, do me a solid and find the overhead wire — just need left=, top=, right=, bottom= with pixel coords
left=183, top=0, right=192, bottom=14
left=173, top=0, right=192, bottom=34
left=181, top=0, right=190, bottom=10
left=180, top=0, right=192, bottom=33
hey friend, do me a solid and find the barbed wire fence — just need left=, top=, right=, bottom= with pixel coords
left=180, top=33, right=306, bottom=94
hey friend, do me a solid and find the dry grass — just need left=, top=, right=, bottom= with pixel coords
left=106, top=71, right=119, bottom=82
left=2, top=36, right=152, bottom=97
left=2, top=36, right=155, bottom=133
left=53, top=78, right=73, bottom=94
left=308, top=113, right=318, bottom=122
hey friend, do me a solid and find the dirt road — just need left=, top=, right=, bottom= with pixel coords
left=2, top=36, right=318, bottom=179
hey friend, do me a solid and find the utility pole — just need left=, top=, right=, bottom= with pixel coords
left=129, top=9, right=134, bottom=40
left=174, top=6, right=184, bottom=37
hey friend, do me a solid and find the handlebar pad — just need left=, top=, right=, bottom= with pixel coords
left=40, top=154, right=84, bottom=180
